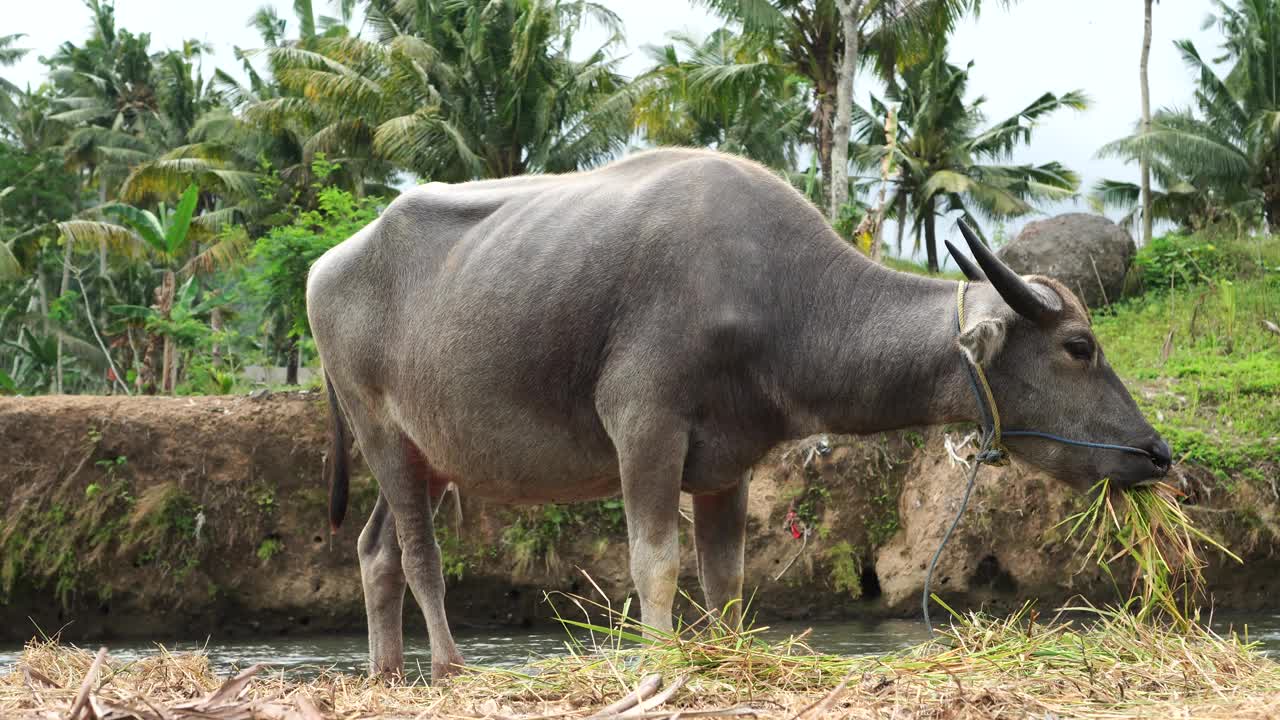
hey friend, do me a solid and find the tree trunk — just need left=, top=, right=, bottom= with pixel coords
left=1264, top=189, right=1280, bottom=233
left=896, top=190, right=908, bottom=256
left=830, top=0, right=864, bottom=221
left=158, top=270, right=176, bottom=394
left=815, top=88, right=835, bottom=197
left=286, top=335, right=300, bottom=386
left=924, top=194, right=939, bottom=273
left=1139, top=0, right=1154, bottom=246
left=55, top=231, right=74, bottom=394
left=210, top=306, right=223, bottom=368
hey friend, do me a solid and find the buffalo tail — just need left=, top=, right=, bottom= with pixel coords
left=325, top=373, right=350, bottom=533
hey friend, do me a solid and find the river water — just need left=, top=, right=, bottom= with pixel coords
left=3, top=613, right=1279, bottom=677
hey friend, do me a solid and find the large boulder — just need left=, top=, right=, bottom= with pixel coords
left=997, top=213, right=1136, bottom=309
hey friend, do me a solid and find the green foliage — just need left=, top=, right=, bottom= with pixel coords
left=261, top=0, right=635, bottom=180
left=789, top=484, right=830, bottom=529
left=247, top=169, right=380, bottom=340
left=437, top=527, right=468, bottom=582
left=500, top=500, right=628, bottom=577
left=0, top=435, right=206, bottom=606
left=1133, top=232, right=1279, bottom=291
left=256, top=537, right=283, bottom=562
left=825, top=541, right=863, bottom=599
left=1095, top=0, right=1280, bottom=234
left=1096, top=236, right=1280, bottom=471
left=632, top=28, right=810, bottom=170
left=0, top=145, right=79, bottom=234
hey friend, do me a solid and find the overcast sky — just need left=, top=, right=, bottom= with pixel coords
left=5, top=0, right=1225, bottom=258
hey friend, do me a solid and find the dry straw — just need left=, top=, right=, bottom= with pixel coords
left=3, top=592, right=1278, bottom=719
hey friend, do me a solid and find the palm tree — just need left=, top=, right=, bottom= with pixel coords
left=1098, top=0, right=1280, bottom=233
left=632, top=29, right=810, bottom=170
left=697, top=0, right=1004, bottom=210
left=853, top=39, right=1087, bottom=271
left=253, top=0, right=634, bottom=182
left=0, top=33, right=31, bottom=122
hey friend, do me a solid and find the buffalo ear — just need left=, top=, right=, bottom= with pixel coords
left=958, top=318, right=1007, bottom=367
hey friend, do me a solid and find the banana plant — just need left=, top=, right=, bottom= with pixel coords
left=57, top=183, right=245, bottom=393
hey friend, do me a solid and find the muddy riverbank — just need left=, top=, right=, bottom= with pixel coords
left=0, top=393, right=1275, bottom=641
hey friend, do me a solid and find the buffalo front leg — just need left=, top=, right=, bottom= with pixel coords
left=692, top=477, right=749, bottom=629
left=357, top=428, right=464, bottom=681
left=358, top=492, right=406, bottom=677
left=617, top=424, right=687, bottom=636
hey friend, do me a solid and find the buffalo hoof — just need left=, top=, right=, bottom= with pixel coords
left=431, top=654, right=466, bottom=682
left=370, top=666, right=404, bottom=685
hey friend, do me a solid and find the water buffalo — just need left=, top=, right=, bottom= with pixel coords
left=306, top=148, right=1170, bottom=680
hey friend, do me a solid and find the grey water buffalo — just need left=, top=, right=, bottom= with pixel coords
left=306, top=148, right=1171, bottom=680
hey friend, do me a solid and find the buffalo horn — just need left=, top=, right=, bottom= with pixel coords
left=957, top=219, right=1061, bottom=324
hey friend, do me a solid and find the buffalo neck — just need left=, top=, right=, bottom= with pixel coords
left=782, top=245, right=975, bottom=436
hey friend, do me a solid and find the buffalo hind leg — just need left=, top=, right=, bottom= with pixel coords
left=359, top=493, right=406, bottom=677
left=356, top=424, right=464, bottom=681
left=615, top=419, right=686, bottom=635
left=692, top=477, right=749, bottom=629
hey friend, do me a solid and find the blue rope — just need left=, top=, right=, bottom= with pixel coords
left=1000, top=430, right=1152, bottom=456
left=922, top=435, right=985, bottom=635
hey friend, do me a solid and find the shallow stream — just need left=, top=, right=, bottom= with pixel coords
left=3, top=613, right=1278, bottom=677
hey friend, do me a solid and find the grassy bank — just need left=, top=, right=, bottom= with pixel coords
left=3, top=605, right=1277, bottom=719
left=1093, top=233, right=1280, bottom=474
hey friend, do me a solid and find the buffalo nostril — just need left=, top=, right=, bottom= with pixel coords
left=1148, top=438, right=1172, bottom=472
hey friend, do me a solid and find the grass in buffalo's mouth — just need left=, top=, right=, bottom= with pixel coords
left=1060, top=477, right=1242, bottom=627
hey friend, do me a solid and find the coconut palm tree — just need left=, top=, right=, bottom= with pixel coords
left=632, top=29, right=810, bottom=170
left=1098, top=0, right=1280, bottom=233
left=0, top=33, right=31, bottom=122
left=253, top=0, right=634, bottom=182
left=853, top=39, right=1087, bottom=271
left=697, top=0, right=1007, bottom=213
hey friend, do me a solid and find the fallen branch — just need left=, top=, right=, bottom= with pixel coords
left=587, top=674, right=663, bottom=719
left=67, top=646, right=107, bottom=720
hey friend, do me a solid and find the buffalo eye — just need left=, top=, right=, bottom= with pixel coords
left=1064, top=337, right=1094, bottom=362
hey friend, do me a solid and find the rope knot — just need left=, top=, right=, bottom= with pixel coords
left=976, top=445, right=1009, bottom=466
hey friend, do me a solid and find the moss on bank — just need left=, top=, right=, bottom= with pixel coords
left=0, top=432, right=207, bottom=608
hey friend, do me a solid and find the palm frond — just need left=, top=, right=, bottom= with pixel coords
left=180, top=227, right=250, bottom=276
left=55, top=220, right=147, bottom=257
left=0, top=241, right=21, bottom=281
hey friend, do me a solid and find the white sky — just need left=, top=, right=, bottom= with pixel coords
left=4, top=0, right=1226, bottom=258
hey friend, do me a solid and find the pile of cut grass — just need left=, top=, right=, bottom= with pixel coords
left=3, top=599, right=1277, bottom=719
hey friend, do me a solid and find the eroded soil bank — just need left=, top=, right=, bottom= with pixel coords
left=0, top=393, right=1276, bottom=641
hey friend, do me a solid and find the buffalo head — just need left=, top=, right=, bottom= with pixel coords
left=945, top=222, right=1171, bottom=489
